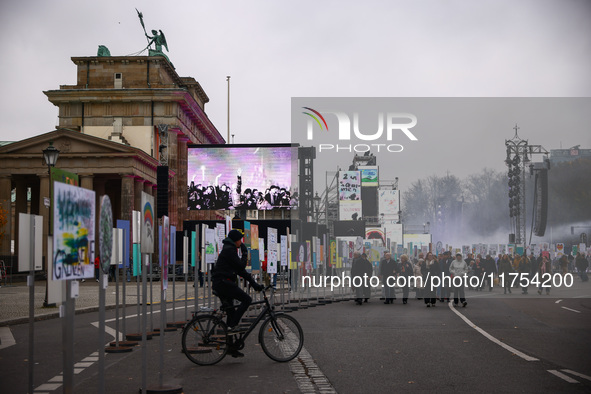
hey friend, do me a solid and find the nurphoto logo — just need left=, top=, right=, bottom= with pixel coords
left=302, top=107, right=418, bottom=153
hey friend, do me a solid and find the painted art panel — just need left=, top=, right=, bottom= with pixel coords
left=358, top=166, right=378, bottom=186
left=140, top=192, right=155, bottom=253
left=216, top=223, right=225, bottom=257
left=338, top=171, right=361, bottom=200
left=99, top=196, right=113, bottom=274
left=116, top=220, right=130, bottom=268
left=244, top=221, right=251, bottom=247
left=251, top=249, right=261, bottom=271
left=556, top=243, right=565, bottom=257
left=53, top=182, right=96, bottom=280
left=280, top=235, right=288, bottom=267
left=339, top=200, right=362, bottom=221
left=251, top=224, right=259, bottom=249
left=378, top=189, right=400, bottom=215
left=205, top=227, right=216, bottom=265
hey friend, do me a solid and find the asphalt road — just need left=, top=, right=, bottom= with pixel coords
left=1, top=286, right=590, bottom=393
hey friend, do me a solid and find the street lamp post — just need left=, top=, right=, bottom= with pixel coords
left=313, top=192, right=321, bottom=223
left=42, top=141, right=60, bottom=307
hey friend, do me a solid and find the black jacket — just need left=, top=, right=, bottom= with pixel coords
left=212, top=237, right=256, bottom=286
left=380, top=257, right=396, bottom=277
left=483, top=257, right=497, bottom=275
left=397, top=260, right=413, bottom=277
left=351, top=256, right=372, bottom=278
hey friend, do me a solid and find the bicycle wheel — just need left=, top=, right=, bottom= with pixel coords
left=259, top=313, right=304, bottom=362
left=182, top=315, right=228, bottom=365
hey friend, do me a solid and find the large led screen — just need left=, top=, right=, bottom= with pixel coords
left=187, top=144, right=297, bottom=210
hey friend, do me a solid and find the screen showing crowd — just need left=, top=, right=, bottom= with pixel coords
left=187, top=145, right=297, bottom=210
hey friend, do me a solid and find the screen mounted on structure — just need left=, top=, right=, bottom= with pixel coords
left=187, top=144, right=298, bottom=210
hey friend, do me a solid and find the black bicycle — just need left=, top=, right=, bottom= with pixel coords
left=181, top=285, right=304, bottom=365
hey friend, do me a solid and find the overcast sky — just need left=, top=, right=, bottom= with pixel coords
left=1, top=0, right=590, bottom=187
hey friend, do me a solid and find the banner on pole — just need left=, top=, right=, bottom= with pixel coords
left=18, top=213, right=43, bottom=272
left=338, top=171, right=361, bottom=200
left=53, top=182, right=95, bottom=280
left=116, top=220, right=130, bottom=269
left=280, top=235, right=288, bottom=267
left=140, top=192, right=155, bottom=253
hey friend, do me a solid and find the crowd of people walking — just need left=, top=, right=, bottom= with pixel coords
left=349, top=249, right=590, bottom=306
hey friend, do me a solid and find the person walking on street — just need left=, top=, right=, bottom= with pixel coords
left=439, top=251, right=452, bottom=302
left=351, top=252, right=372, bottom=305
left=518, top=254, right=531, bottom=294
left=473, top=258, right=484, bottom=291
left=498, top=254, right=513, bottom=294
left=423, top=252, right=441, bottom=307
left=360, top=253, right=373, bottom=303
left=483, top=254, right=496, bottom=291
left=397, top=254, right=413, bottom=304
left=449, top=253, right=469, bottom=307
left=575, top=252, right=589, bottom=282
left=380, top=252, right=396, bottom=304
left=537, top=255, right=552, bottom=295
left=559, top=255, right=570, bottom=277
left=414, top=258, right=425, bottom=299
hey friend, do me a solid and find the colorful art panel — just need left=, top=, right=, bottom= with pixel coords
left=99, top=195, right=113, bottom=274
left=338, top=171, right=361, bottom=201
left=378, top=189, right=400, bottom=215
left=280, top=235, right=288, bottom=267
left=251, top=224, right=259, bottom=249
left=244, top=221, right=251, bottom=247
left=53, top=182, right=96, bottom=280
left=116, top=220, right=130, bottom=269
left=339, top=200, right=362, bottom=221
left=140, top=192, right=155, bottom=254
left=205, top=227, right=216, bottom=265
left=359, top=166, right=378, bottom=186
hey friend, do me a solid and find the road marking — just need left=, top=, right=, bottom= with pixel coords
left=100, top=301, right=200, bottom=324
left=466, top=293, right=496, bottom=298
left=555, top=299, right=562, bottom=304
left=448, top=302, right=538, bottom=361
left=561, top=306, right=581, bottom=313
left=91, top=322, right=123, bottom=341
left=34, top=383, right=62, bottom=391
left=0, top=326, right=16, bottom=350
left=561, top=369, right=591, bottom=382
left=74, top=362, right=94, bottom=368
left=548, top=370, right=579, bottom=383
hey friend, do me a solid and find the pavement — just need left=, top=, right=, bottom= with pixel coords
left=0, top=275, right=354, bottom=326
left=0, top=277, right=188, bottom=326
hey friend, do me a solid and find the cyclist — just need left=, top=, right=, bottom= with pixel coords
left=212, top=229, right=264, bottom=357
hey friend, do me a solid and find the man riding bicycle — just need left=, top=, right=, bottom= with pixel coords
left=212, top=230, right=264, bottom=357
